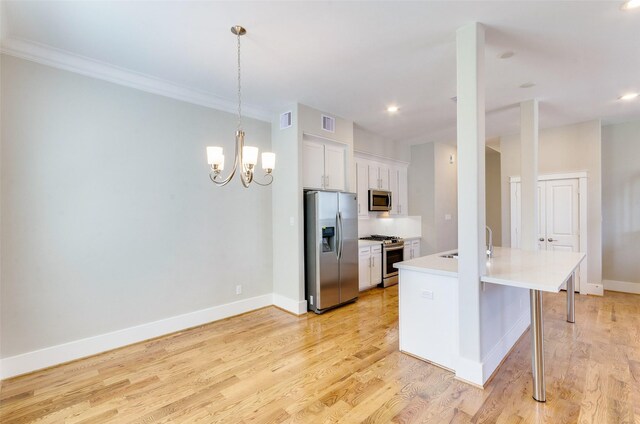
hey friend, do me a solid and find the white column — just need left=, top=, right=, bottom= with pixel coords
left=456, top=22, right=485, bottom=366
left=520, top=99, right=539, bottom=251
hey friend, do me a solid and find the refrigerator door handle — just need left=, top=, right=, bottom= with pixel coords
left=337, top=211, right=344, bottom=260
left=335, top=212, right=341, bottom=259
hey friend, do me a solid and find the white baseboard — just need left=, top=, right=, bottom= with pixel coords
left=586, top=282, right=604, bottom=296
left=0, top=294, right=273, bottom=379
left=272, top=293, right=308, bottom=315
left=455, top=356, right=484, bottom=386
left=481, top=312, right=530, bottom=383
left=603, top=279, right=640, bottom=295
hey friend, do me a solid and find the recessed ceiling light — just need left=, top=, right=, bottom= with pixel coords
left=621, top=0, right=640, bottom=10
left=499, top=51, right=515, bottom=59
left=520, top=82, right=536, bottom=88
left=387, top=105, right=399, bottom=113
left=619, top=92, right=639, bottom=100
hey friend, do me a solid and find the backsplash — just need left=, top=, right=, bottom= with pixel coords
left=358, top=215, right=422, bottom=239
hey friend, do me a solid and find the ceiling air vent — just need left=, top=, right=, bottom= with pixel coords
left=321, top=114, right=335, bottom=133
left=280, top=111, right=292, bottom=129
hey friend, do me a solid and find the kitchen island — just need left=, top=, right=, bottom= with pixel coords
left=395, top=246, right=585, bottom=401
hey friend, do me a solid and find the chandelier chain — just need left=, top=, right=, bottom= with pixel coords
left=237, top=32, right=242, bottom=131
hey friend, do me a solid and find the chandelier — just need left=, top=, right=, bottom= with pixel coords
left=206, top=25, right=275, bottom=187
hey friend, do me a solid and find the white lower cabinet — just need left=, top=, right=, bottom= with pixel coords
left=359, top=244, right=382, bottom=291
left=399, top=270, right=458, bottom=370
left=404, top=239, right=421, bottom=260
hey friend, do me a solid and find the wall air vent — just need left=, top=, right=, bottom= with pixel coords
left=280, top=111, right=292, bottom=129
left=321, top=114, right=335, bottom=133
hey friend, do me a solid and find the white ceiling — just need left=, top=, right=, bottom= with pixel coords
left=2, top=1, right=639, bottom=144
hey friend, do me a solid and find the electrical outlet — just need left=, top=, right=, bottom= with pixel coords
left=289, top=217, right=295, bottom=226
left=310, top=295, right=314, bottom=305
left=445, top=214, right=452, bottom=221
left=421, top=290, right=434, bottom=300
left=236, top=285, right=242, bottom=295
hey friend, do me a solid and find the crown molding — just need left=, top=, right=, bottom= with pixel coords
left=0, top=36, right=272, bottom=122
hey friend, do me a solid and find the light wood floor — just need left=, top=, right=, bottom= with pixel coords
left=1, top=287, right=639, bottom=423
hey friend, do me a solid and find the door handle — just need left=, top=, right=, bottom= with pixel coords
left=548, top=238, right=555, bottom=242
left=358, top=203, right=361, bottom=214
left=326, top=175, right=330, bottom=187
left=321, top=175, right=325, bottom=188
left=539, top=238, right=545, bottom=242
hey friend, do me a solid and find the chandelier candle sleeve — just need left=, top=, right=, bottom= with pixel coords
left=242, top=146, right=259, bottom=167
left=262, top=152, right=275, bottom=171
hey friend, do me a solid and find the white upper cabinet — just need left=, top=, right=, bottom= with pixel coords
left=355, top=159, right=369, bottom=217
left=355, top=153, right=408, bottom=217
left=324, top=144, right=346, bottom=191
left=389, top=166, right=408, bottom=216
left=302, top=140, right=346, bottom=191
left=368, top=163, right=390, bottom=190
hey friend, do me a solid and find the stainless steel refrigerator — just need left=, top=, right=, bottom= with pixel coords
left=304, top=191, right=359, bottom=314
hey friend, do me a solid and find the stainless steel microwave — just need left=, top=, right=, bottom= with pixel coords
left=368, top=190, right=392, bottom=211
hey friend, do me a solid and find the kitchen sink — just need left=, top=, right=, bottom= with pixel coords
left=440, top=252, right=459, bottom=259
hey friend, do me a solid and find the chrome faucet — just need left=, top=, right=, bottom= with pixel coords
left=486, top=225, right=494, bottom=258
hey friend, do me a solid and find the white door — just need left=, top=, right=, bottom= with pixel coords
left=397, top=167, right=408, bottom=215
left=389, top=168, right=399, bottom=215
left=544, top=179, right=579, bottom=252
left=378, top=165, right=390, bottom=190
left=510, top=177, right=581, bottom=292
left=370, top=245, right=382, bottom=285
left=368, top=164, right=380, bottom=189
left=536, top=183, right=546, bottom=250
left=359, top=248, right=371, bottom=291
left=324, top=144, right=346, bottom=191
left=356, top=160, right=369, bottom=217
left=302, top=141, right=325, bottom=189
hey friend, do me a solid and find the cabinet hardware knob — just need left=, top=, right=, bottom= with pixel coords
left=539, top=238, right=545, bottom=242
left=548, top=238, right=555, bottom=242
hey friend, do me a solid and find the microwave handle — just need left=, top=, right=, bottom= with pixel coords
left=388, top=192, right=392, bottom=209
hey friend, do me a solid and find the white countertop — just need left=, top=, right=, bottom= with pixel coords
left=395, top=247, right=586, bottom=292
left=481, top=247, right=585, bottom=292
left=358, top=239, right=383, bottom=247
left=394, top=249, right=458, bottom=277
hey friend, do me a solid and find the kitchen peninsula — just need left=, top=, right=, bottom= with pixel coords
left=395, top=247, right=585, bottom=402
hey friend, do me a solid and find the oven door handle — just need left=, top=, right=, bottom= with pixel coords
left=384, top=245, right=404, bottom=252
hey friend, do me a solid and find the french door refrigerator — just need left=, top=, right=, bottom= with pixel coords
left=304, top=191, right=359, bottom=314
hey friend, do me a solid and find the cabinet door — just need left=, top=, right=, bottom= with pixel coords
left=368, top=163, right=379, bottom=189
left=358, top=248, right=371, bottom=291
left=370, top=246, right=382, bottom=285
left=356, top=160, right=370, bottom=217
left=403, top=244, right=412, bottom=260
left=397, top=167, right=408, bottom=215
left=324, top=144, right=346, bottom=191
left=378, top=165, right=390, bottom=191
left=302, top=141, right=325, bottom=189
left=411, top=240, right=421, bottom=258
left=389, top=168, right=399, bottom=215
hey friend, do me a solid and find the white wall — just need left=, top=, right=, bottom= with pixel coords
left=409, top=143, right=436, bottom=253
left=433, top=143, right=458, bottom=251
left=271, top=103, right=355, bottom=312
left=408, top=142, right=458, bottom=255
left=499, top=120, right=602, bottom=286
left=354, top=125, right=411, bottom=163
left=601, top=119, right=640, bottom=287
left=0, top=55, right=273, bottom=358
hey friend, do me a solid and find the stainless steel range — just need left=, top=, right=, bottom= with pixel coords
left=359, top=235, right=404, bottom=287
